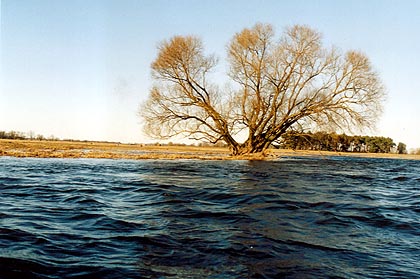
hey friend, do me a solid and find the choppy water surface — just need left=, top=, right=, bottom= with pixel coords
left=1, top=156, right=420, bottom=278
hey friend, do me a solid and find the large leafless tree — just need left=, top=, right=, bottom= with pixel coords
left=140, top=24, right=385, bottom=156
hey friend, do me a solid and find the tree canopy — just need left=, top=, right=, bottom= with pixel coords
left=140, top=23, right=386, bottom=156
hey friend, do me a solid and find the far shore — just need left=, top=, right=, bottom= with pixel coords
left=1, top=139, right=419, bottom=161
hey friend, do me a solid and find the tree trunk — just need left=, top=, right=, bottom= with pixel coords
left=230, top=137, right=272, bottom=156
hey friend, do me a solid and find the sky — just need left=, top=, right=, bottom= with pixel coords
left=1, top=0, right=419, bottom=149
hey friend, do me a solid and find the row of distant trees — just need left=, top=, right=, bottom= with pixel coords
left=0, top=131, right=59, bottom=141
left=0, top=129, right=412, bottom=155
left=278, top=131, right=407, bottom=154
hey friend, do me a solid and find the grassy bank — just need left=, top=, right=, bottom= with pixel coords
left=1, top=139, right=419, bottom=160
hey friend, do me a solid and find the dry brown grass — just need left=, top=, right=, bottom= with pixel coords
left=0, top=139, right=230, bottom=160
left=1, top=139, right=419, bottom=161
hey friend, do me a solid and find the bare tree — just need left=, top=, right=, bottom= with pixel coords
left=140, top=24, right=386, bottom=156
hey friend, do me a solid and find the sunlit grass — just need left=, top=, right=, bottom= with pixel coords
left=1, top=139, right=419, bottom=160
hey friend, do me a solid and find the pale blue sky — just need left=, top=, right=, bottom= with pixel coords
left=1, top=0, right=419, bottom=148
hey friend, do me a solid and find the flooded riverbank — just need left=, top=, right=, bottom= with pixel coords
left=1, top=139, right=419, bottom=161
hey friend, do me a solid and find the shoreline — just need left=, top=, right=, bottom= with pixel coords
left=1, top=139, right=419, bottom=161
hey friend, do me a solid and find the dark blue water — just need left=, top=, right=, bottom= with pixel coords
left=1, top=156, right=419, bottom=279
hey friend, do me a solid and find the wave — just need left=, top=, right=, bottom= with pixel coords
left=1, top=156, right=419, bottom=278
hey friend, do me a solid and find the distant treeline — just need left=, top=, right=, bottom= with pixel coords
left=0, top=130, right=411, bottom=154
left=0, top=131, right=60, bottom=141
left=278, top=131, right=407, bottom=154
left=0, top=131, right=120, bottom=144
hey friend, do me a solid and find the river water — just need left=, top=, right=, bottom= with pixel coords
left=0, top=156, right=419, bottom=278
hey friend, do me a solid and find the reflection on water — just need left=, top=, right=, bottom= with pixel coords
left=0, top=156, right=420, bottom=278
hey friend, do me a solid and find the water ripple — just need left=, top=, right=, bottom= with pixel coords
left=1, top=156, right=420, bottom=278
